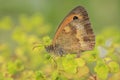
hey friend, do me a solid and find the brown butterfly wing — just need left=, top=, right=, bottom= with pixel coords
left=52, top=6, right=95, bottom=54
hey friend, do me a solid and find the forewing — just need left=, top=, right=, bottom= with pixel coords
left=52, top=6, right=95, bottom=52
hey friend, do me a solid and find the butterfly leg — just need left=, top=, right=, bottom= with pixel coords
left=55, top=48, right=65, bottom=56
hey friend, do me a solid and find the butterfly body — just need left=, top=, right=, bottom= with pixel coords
left=45, top=6, right=95, bottom=56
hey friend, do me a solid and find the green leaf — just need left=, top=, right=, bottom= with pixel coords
left=75, top=58, right=85, bottom=67
left=42, top=36, right=52, bottom=46
left=108, top=61, right=119, bottom=73
left=94, top=60, right=109, bottom=79
left=35, top=71, right=46, bottom=80
left=62, top=54, right=77, bottom=73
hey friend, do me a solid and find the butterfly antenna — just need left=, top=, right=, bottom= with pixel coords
left=32, top=41, right=44, bottom=50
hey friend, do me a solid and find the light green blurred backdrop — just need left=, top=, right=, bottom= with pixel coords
left=0, top=0, right=119, bottom=32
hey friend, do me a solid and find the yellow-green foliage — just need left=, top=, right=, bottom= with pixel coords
left=0, top=14, right=120, bottom=80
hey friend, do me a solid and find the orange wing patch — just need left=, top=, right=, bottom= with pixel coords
left=63, top=26, right=71, bottom=33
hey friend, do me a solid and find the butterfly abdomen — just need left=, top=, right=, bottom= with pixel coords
left=45, top=45, right=54, bottom=53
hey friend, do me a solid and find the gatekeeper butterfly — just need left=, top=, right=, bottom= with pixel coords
left=45, top=6, right=95, bottom=56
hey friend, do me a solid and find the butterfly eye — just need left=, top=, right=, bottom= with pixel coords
left=73, top=16, right=78, bottom=20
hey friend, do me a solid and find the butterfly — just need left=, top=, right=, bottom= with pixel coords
left=45, top=6, right=95, bottom=56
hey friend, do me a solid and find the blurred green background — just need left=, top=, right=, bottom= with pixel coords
left=0, top=0, right=120, bottom=32
left=0, top=0, right=120, bottom=80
